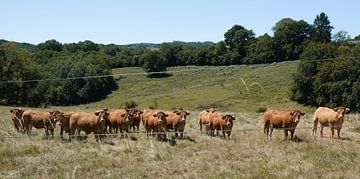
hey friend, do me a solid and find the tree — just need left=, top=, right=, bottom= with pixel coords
left=291, top=42, right=338, bottom=105
left=141, top=50, right=167, bottom=73
left=355, top=35, right=360, bottom=40
left=38, top=39, right=62, bottom=52
left=245, top=33, right=277, bottom=64
left=272, top=18, right=310, bottom=60
left=333, top=30, right=351, bottom=44
left=224, top=25, right=255, bottom=61
left=310, top=12, right=333, bottom=43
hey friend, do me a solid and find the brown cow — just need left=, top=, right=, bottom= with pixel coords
left=128, top=108, right=143, bottom=132
left=50, top=111, right=74, bottom=139
left=264, top=109, right=305, bottom=140
left=22, top=110, right=59, bottom=138
left=107, top=109, right=135, bottom=136
left=9, top=108, right=25, bottom=133
left=210, top=113, right=236, bottom=138
left=69, top=109, right=109, bottom=142
left=143, top=110, right=168, bottom=140
left=165, top=110, right=190, bottom=138
left=312, top=106, right=350, bottom=139
left=199, top=108, right=217, bottom=135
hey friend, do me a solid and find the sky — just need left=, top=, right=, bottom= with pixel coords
left=1, top=0, right=359, bottom=45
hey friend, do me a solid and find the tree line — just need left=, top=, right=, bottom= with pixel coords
left=1, top=12, right=360, bottom=107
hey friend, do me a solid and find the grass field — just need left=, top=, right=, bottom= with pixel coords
left=1, top=61, right=360, bottom=178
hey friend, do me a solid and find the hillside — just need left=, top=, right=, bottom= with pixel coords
left=82, top=60, right=310, bottom=113
left=2, top=61, right=360, bottom=178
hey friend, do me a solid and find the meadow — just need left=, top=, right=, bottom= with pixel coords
left=1, top=61, right=360, bottom=178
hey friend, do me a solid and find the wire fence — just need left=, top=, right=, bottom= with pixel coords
left=0, top=56, right=358, bottom=84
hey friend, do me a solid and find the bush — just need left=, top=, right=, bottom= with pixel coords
left=123, top=101, right=138, bottom=109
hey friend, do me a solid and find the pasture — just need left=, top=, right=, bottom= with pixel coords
left=1, top=61, right=360, bottom=178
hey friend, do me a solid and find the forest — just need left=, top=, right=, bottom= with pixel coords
left=1, top=12, right=360, bottom=110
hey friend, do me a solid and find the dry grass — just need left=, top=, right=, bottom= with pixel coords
left=1, top=106, right=360, bottom=178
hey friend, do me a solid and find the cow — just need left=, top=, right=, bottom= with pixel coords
left=199, top=108, right=217, bottom=135
left=165, top=110, right=190, bottom=138
left=107, top=109, right=135, bottom=136
left=210, top=113, right=236, bottom=138
left=264, top=109, right=305, bottom=140
left=22, top=110, right=59, bottom=138
left=50, top=111, right=74, bottom=139
left=9, top=108, right=25, bottom=133
left=312, top=106, right=350, bottom=139
left=69, top=109, right=109, bottom=142
left=142, top=110, right=168, bottom=140
left=128, top=108, right=143, bottom=132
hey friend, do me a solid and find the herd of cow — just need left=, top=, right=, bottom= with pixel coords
left=8, top=106, right=350, bottom=142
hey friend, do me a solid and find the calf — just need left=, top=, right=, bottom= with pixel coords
left=9, top=108, right=25, bottom=133
left=210, top=113, right=236, bottom=138
left=312, top=106, right=350, bottom=139
left=264, top=109, right=305, bottom=140
left=165, top=110, right=190, bottom=138
left=199, top=108, right=217, bottom=135
left=69, top=109, right=109, bottom=142
left=143, top=110, right=168, bottom=140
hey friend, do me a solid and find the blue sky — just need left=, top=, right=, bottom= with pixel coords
left=1, top=0, right=359, bottom=45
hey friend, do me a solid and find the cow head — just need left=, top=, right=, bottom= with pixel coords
left=206, top=108, right=217, bottom=113
left=95, top=109, right=110, bottom=122
left=49, top=110, right=62, bottom=126
left=153, top=111, right=168, bottom=123
left=173, top=110, right=191, bottom=121
left=290, top=110, right=305, bottom=123
left=333, top=107, right=350, bottom=119
left=221, top=114, right=236, bottom=126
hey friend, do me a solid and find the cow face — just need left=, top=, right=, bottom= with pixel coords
left=221, top=115, right=236, bottom=126
left=174, top=110, right=191, bottom=121
left=95, top=110, right=110, bottom=122
left=153, top=111, right=168, bottom=123
left=333, top=107, right=350, bottom=119
left=290, top=110, right=305, bottom=123
left=121, top=111, right=135, bottom=123
left=49, top=110, right=62, bottom=125
left=206, top=108, right=217, bottom=113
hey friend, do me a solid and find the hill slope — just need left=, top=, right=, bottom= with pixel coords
left=83, top=60, right=309, bottom=113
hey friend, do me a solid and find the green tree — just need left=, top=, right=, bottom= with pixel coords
left=141, top=50, right=167, bottom=73
left=273, top=18, right=310, bottom=60
left=245, top=33, right=277, bottom=64
left=310, top=12, right=333, bottom=43
left=38, top=39, right=62, bottom=52
left=333, top=30, right=351, bottom=44
left=224, top=25, right=255, bottom=61
left=291, top=42, right=338, bottom=104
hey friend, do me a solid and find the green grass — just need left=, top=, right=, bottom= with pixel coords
left=2, top=61, right=360, bottom=178
left=77, top=61, right=310, bottom=113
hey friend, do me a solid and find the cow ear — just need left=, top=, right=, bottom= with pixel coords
left=333, top=107, right=340, bottom=112
left=290, top=111, right=295, bottom=116
left=10, top=109, right=13, bottom=113
left=152, top=114, right=157, bottom=117
left=221, top=115, right=226, bottom=119
left=121, top=114, right=126, bottom=117
left=186, top=111, right=190, bottom=115
left=232, top=117, right=236, bottom=120
left=206, top=109, right=210, bottom=112
left=140, top=110, right=143, bottom=114
left=95, top=112, right=100, bottom=116
left=346, top=108, right=350, bottom=113
left=165, top=114, right=169, bottom=117
left=301, top=112, right=305, bottom=116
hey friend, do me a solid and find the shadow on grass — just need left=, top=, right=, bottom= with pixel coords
left=146, top=73, right=173, bottom=78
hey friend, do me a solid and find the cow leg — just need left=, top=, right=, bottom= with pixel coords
left=290, top=130, right=295, bottom=140
left=268, top=125, right=274, bottom=141
left=312, top=117, right=318, bottom=137
left=284, top=129, right=288, bottom=140
left=60, top=127, right=64, bottom=139
left=337, top=128, right=341, bottom=139
left=320, top=125, right=324, bottom=137
left=174, top=128, right=178, bottom=138
left=227, top=131, right=231, bottom=139
left=330, top=125, right=335, bottom=139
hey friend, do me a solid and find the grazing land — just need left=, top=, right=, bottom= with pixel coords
left=1, top=61, right=360, bottom=178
